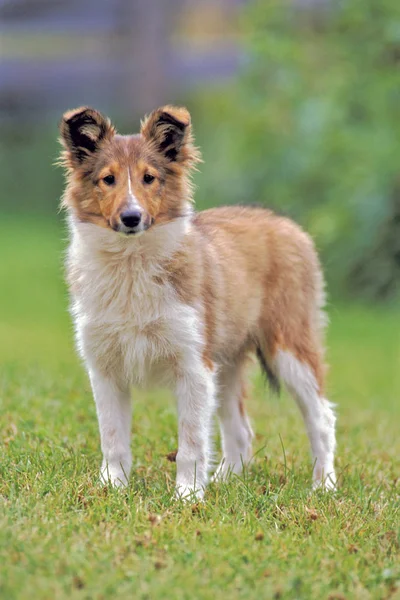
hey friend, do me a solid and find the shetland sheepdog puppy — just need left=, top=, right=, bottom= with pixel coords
left=59, top=105, right=336, bottom=499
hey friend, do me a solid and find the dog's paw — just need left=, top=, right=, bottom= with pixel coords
left=212, top=457, right=247, bottom=483
left=312, top=472, right=337, bottom=492
left=174, top=484, right=204, bottom=502
left=100, top=464, right=129, bottom=488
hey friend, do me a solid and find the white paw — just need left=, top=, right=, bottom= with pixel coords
left=211, top=458, right=246, bottom=482
left=100, top=463, right=129, bottom=488
left=312, top=472, right=337, bottom=492
left=174, top=484, right=204, bottom=502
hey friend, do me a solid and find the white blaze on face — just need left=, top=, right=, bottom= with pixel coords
left=127, top=168, right=142, bottom=211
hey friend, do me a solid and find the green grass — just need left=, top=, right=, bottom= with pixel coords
left=0, top=218, right=399, bottom=600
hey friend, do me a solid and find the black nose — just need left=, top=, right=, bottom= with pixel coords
left=120, top=209, right=142, bottom=229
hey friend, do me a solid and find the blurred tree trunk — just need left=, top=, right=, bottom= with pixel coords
left=115, top=0, right=182, bottom=119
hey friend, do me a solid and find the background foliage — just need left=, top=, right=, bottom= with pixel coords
left=192, top=0, right=400, bottom=299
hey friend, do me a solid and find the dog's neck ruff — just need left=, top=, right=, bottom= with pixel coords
left=68, top=206, right=192, bottom=263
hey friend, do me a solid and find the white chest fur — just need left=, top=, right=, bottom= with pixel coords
left=67, top=217, right=203, bottom=387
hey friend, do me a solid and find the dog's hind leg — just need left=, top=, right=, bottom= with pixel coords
left=213, top=361, right=254, bottom=480
left=274, top=346, right=336, bottom=490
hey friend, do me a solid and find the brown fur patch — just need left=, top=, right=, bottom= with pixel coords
left=190, top=207, right=326, bottom=389
left=202, top=352, right=214, bottom=371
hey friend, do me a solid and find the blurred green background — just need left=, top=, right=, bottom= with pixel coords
left=0, top=0, right=400, bottom=370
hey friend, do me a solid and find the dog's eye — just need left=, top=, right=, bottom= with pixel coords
left=103, top=175, right=115, bottom=185
left=143, top=173, right=155, bottom=185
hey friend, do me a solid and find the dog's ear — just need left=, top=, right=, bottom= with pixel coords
left=141, top=106, right=198, bottom=164
left=59, top=107, right=115, bottom=166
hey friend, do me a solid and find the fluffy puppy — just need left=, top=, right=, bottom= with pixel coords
left=59, top=105, right=336, bottom=498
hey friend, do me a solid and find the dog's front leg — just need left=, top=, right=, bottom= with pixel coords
left=174, top=364, right=216, bottom=500
left=89, top=368, right=132, bottom=488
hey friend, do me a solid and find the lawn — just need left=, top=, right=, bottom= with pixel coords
left=0, top=218, right=399, bottom=599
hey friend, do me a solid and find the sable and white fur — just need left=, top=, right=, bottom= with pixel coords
left=59, top=105, right=336, bottom=498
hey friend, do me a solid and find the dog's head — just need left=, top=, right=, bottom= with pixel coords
left=59, top=106, right=200, bottom=235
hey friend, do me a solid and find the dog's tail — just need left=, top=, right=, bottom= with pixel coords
left=256, top=347, right=281, bottom=395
